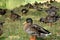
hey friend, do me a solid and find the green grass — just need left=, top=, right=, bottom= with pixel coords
left=0, top=0, right=45, bottom=9
left=6, top=0, right=43, bottom=9
left=0, top=0, right=6, bottom=9
left=0, top=1, right=60, bottom=40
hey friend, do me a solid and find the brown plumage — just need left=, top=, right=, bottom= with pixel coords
left=0, top=21, right=4, bottom=36
left=10, top=11, right=21, bottom=21
left=21, top=8, right=28, bottom=15
left=0, top=9, right=7, bottom=16
left=23, top=18, right=51, bottom=38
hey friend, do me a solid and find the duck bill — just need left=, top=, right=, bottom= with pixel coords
left=23, top=21, right=27, bottom=25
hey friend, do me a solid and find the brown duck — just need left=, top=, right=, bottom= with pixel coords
left=23, top=18, right=51, bottom=40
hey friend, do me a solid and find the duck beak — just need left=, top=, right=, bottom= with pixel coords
left=23, top=21, right=27, bottom=25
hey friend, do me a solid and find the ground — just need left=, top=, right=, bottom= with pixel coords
left=0, top=1, right=60, bottom=40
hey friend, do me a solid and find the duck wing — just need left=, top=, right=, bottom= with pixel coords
left=32, top=24, right=51, bottom=34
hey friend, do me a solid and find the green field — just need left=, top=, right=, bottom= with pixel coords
left=0, top=0, right=44, bottom=9
left=0, top=0, right=60, bottom=40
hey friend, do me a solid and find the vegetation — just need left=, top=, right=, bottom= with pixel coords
left=0, top=0, right=60, bottom=40
left=0, top=0, right=6, bottom=9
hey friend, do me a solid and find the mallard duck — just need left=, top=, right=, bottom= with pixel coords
left=40, top=16, right=55, bottom=23
left=0, top=21, right=5, bottom=28
left=50, top=0, right=55, bottom=3
left=34, top=1, right=39, bottom=6
left=0, top=29, right=3, bottom=36
left=0, top=21, right=4, bottom=36
left=23, top=18, right=51, bottom=40
left=21, top=8, right=28, bottom=15
left=10, top=11, right=21, bottom=21
left=45, top=8, right=58, bottom=17
left=0, top=9, right=7, bottom=16
left=40, top=15, right=60, bottom=27
left=24, top=3, right=34, bottom=9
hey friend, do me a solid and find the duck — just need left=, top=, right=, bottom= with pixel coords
left=0, top=9, right=7, bottom=16
left=50, top=0, right=55, bottom=3
left=0, top=21, right=5, bottom=28
left=40, top=15, right=60, bottom=27
left=21, top=8, right=28, bottom=15
left=24, top=3, right=34, bottom=9
left=10, top=11, right=21, bottom=21
left=0, top=29, right=3, bottom=36
left=23, top=18, right=51, bottom=40
left=0, top=21, right=4, bottom=36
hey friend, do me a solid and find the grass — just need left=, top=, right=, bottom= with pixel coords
left=0, top=0, right=49, bottom=9
left=0, top=1, right=60, bottom=40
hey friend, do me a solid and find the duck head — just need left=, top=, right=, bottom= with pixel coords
left=23, top=18, right=33, bottom=25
